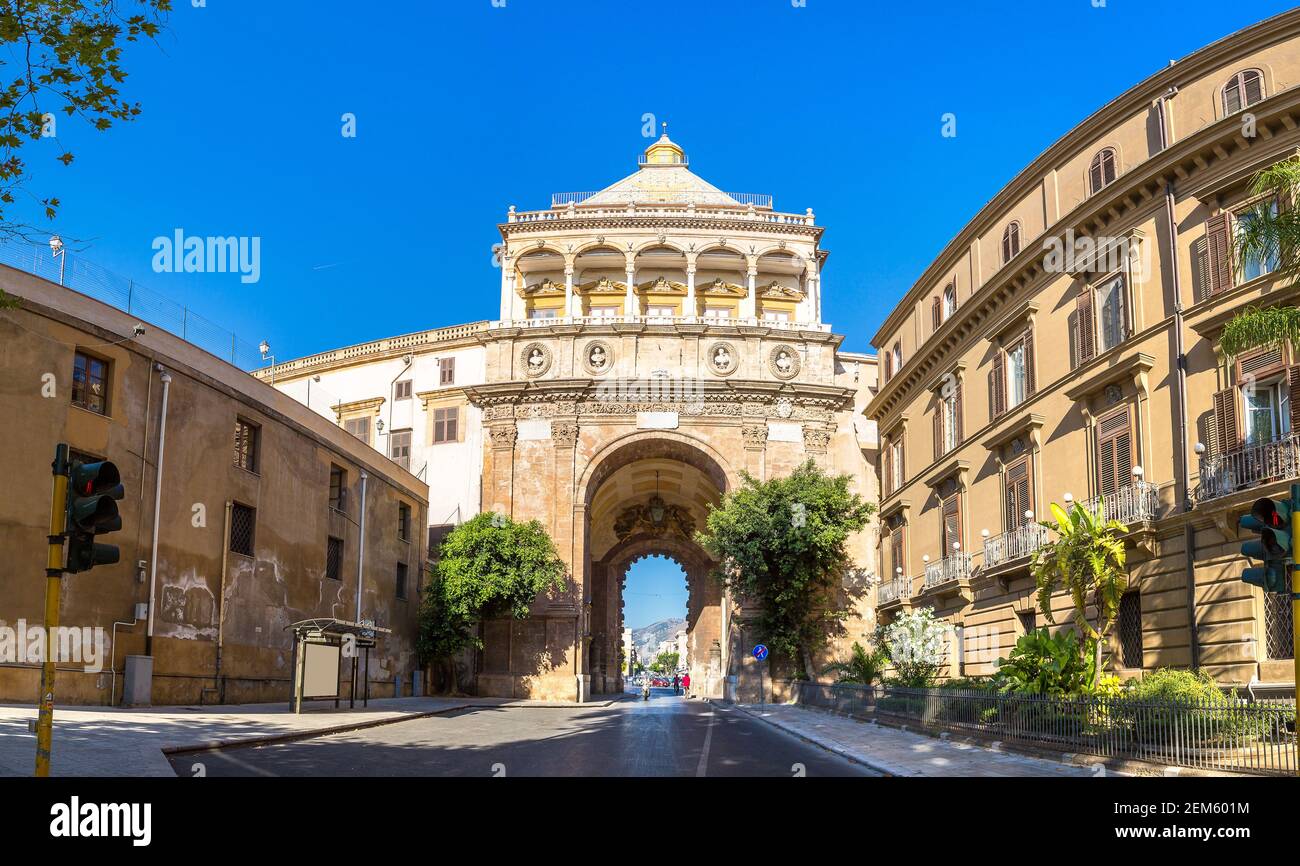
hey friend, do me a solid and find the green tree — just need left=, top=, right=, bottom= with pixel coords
left=696, top=460, right=875, bottom=680
left=821, top=641, right=885, bottom=686
left=1, top=1, right=170, bottom=239
left=1029, top=500, right=1128, bottom=688
left=416, top=512, right=567, bottom=693
left=651, top=651, right=679, bottom=673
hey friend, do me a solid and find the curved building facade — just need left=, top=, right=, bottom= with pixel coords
left=867, top=9, right=1300, bottom=687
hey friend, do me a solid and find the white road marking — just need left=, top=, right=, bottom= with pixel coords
left=695, top=707, right=717, bottom=778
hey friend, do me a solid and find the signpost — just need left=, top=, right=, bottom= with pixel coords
left=753, top=644, right=768, bottom=704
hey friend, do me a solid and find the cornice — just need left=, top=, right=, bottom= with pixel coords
left=870, top=8, right=1300, bottom=347
left=1064, top=352, right=1156, bottom=402
left=500, top=216, right=823, bottom=241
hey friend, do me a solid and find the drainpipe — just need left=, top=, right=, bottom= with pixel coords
left=216, top=499, right=232, bottom=702
left=355, top=471, right=369, bottom=623
left=1158, top=91, right=1202, bottom=668
left=145, top=368, right=172, bottom=655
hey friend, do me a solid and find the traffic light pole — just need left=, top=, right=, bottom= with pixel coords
left=36, top=444, right=69, bottom=778
left=1292, top=484, right=1300, bottom=778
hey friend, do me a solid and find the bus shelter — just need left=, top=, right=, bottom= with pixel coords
left=285, top=618, right=392, bottom=713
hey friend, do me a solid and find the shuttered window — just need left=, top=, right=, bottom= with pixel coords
left=1096, top=407, right=1133, bottom=499
left=439, top=358, right=456, bottom=386
left=934, top=382, right=962, bottom=458
left=390, top=429, right=412, bottom=470
left=433, top=407, right=459, bottom=444
left=343, top=416, right=371, bottom=445
left=1237, top=199, right=1281, bottom=283
left=996, top=330, right=1035, bottom=414
left=1075, top=287, right=1096, bottom=366
left=1223, top=69, right=1264, bottom=115
left=1089, top=149, right=1118, bottom=195
left=1002, top=222, right=1021, bottom=263
left=1205, top=212, right=1235, bottom=297
left=941, top=494, right=961, bottom=557
left=890, top=526, right=905, bottom=579
left=1004, top=458, right=1033, bottom=531
left=1211, top=387, right=1241, bottom=456
left=931, top=296, right=942, bottom=332
left=1097, top=275, right=1127, bottom=352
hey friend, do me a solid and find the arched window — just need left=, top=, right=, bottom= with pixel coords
left=1223, top=69, right=1264, bottom=115
left=1001, top=222, right=1021, bottom=263
left=1089, top=149, right=1117, bottom=196
left=942, top=283, right=957, bottom=318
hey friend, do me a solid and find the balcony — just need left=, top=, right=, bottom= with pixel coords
left=923, top=553, right=973, bottom=601
left=877, top=576, right=912, bottom=609
left=982, top=523, right=1051, bottom=570
left=1196, top=434, right=1300, bottom=504
left=1080, top=480, right=1160, bottom=523
left=493, top=315, right=831, bottom=334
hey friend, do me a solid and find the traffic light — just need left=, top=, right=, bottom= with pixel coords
left=1239, top=495, right=1294, bottom=594
left=64, top=459, right=124, bottom=574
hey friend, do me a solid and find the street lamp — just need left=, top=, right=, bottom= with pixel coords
left=49, top=235, right=66, bottom=286
left=259, top=340, right=276, bottom=384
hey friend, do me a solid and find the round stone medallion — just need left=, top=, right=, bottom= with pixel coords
left=706, top=341, right=738, bottom=376
left=520, top=343, right=552, bottom=378
left=582, top=340, right=615, bottom=376
left=768, top=344, right=801, bottom=379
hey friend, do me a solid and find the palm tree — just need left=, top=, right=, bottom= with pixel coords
left=821, top=641, right=886, bottom=685
left=1221, top=157, right=1300, bottom=360
left=1029, top=501, right=1129, bottom=688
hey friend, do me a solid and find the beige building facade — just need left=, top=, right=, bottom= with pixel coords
left=0, top=266, right=428, bottom=706
left=868, top=10, right=1300, bottom=688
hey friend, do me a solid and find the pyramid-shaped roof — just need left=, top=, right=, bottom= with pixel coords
left=579, top=132, right=742, bottom=207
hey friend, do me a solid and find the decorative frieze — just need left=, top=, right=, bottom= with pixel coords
left=551, top=423, right=580, bottom=447
left=488, top=425, right=518, bottom=450
left=742, top=425, right=769, bottom=451
left=803, top=426, right=833, bottom=453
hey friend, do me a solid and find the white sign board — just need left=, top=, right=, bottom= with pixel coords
left=637, top=412, right=680, bottom=430
left=767, top=422, right=803, bottom=443
left=302, top=643, right=341, bottom=699
left=516, top=419, right=551, bottom=441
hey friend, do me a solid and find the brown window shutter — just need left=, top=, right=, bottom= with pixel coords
left=990, top=352, right=1005, bottom=419
left=882, top=444, right=891, bottom=497
left=1237, top=345, right=1286, bottom=382
left=933, top=407, right=943, bottom=460
left=955, top=379, right=964, bottom=444
left=1290, top=366, right=1300, bottom=435
left=1211, top=388, right=1240, bottom=455
left=932, top=296, right=941, bottom=331
left=1205, top=213, right=1234, bottom=296
left=942, top=495, right=961, bottom=554
left=1024, top=330, right=1037, bottom=397
left=1097, top=407, right=1131, bottom=498
left=1076, top=289, right=1096, bottom=363
left=1005, top=458, right=1030, bottom=529
left=1243, top=70, right=1263, bottom=106
left=891, top=529, right=904, bottom=578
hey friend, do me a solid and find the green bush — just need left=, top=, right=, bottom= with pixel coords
left=995, top=628, right=1094, bottom=696
left=1116, top=668, right=1287, bottom=746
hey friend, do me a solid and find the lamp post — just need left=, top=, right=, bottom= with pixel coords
left=259, top=341, right=276, bottom=385
left=49, top=236, right=65, bottom=286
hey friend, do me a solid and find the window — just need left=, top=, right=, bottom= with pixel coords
left=394, top=380, right=413, bottom=400
left=933, top=381, right=962, bottom=458
left=398, top=502, right=411, bottom=542
left=1004, top=457, right=1033, bottom=532
left=529, top=307, right=559, bottom=320
left=1237, top=199, right=1280, bottom=283
left=942, top=284, right=956, bottom=319
left=233, top=418, right=259, bottom=473
left=1089, top=149, right=1117, bottom=195
left=71, top=351, right=109, bottom=415
left=762, top=310, right=791, bottom=322
left=1016, top=609, right=1037, bottom=635
left=940, top=494, right=961, bottom=558
left=1001, top=223, right=1021, bottom=263
left=326, top=536, right=343, bottom=580
left=1118, top=592, right=1143, bottom=669
left=230, top=503, right=255, bottom=557
left=887, top=524, right=905, bottom=580
left=703, top=306, right=733, bottom=319
left=343, top=416, right=371, bottom=445
left=432, top=407, right=459, bottom=444
left=1242, top=376, right=1290, bottom=446
left=1096, top=275, right=1128, bottom=353
left=1005, top=335, right=1031, bottom=410
left=1265, top=591, right=1294, bottom=660
left=390, top=429, right=412, bottom=470
left=883, top=436, right=904, bottom=495
left=1223, top=69, right=1264, bottom=115
left=438, top=358, right=456, bottom=386
left=1096, top=407, right=1133, bottom=498
left=329, top=465, right=347, bottom=513
left=395, top=562, right=409, bottom=600
left=590, top=306, right=620, bottom=318
left=648, top=305, right=677, bottom=318
left=890, top=342, right=902, bottom=379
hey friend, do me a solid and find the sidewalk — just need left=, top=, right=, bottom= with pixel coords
left=730, top=703, right=1103, bottom=777
left=0, top=695, right=619, bottom=777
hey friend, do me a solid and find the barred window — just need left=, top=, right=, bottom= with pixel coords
left=326, top=536, right=343, bottom=581
left=398, top=502, right=411, bottom=542
left=1118, top=592, right=1143, bottom=669
left=396, top=562, right=408, bottom=600
left=71, top=351, right=109, bottom=415
left=432, top=407, right=458, bottom=444
left=1017, top=609, right=1037, bottom=634
left=329, top=465, right=347, bottom=513
left=233, top=418, right=259, bottom=472
left=1265, top=592, right=1294, bottom=660
left=230, top=504, right=255, bottom=557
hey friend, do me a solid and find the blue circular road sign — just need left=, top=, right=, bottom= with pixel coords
left=752, top=644, right=769, bottom=661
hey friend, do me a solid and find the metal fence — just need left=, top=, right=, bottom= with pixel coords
left=1196, top=433, right=1300, bottom=502
left=783, top=682, right=1297, bottom=775
left=0, top=239, right=265, bottom=371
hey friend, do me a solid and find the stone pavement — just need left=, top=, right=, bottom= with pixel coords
left=730, top=703, right=1107, bottom=777
left=0, top=695, right=620, bottom=777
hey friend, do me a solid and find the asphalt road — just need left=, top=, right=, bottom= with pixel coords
left=171, top=688, right=877, bottom=777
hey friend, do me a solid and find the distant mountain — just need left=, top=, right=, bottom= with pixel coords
left=631, top=617, right=685, bottom=662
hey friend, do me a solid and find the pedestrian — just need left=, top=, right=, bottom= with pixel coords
left=641, top=675, right=650, bottom=701
left=672, top=673, right=680, bottom=696
left=682, top=671, right=691, bottom=697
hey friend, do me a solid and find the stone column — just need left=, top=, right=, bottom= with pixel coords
left=487, top=423, right=517, bottom=516
left=744, top=261, right=758, bottom=320
left=685, top=261, right=697, bottom=320
left=625, top=261, right=637, bottom=318
left=564, top=264, right=575, bottom=319
left=807, top=258, right=820, bottom=324
left=743, top=423, right=768, bottom=483
left=501, top=256, right=515, bottom=322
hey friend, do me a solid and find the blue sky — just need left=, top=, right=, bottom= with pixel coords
left=11, top=0, right=1298, bottom=360
left=623, top=556, right=688, bottom=630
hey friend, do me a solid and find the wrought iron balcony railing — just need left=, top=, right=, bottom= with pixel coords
left=877, top=576, right=911, bottom=606
left=1080, top=480, right=1160, bottom=524
left=1196, top=433, right=1300, bottom=503
left=982, top=523, right=1051, bottom=569
left=924, top=553, right=972, bottom=590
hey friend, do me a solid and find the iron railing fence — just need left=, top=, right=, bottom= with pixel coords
left=877, top=576, right=910, bottom=605
left=1081, top=480, right=1160, bottom=524
left=1196, top=433, right=1300, bottom=503
left=0, top=239, right=265, bottom=371
left=778, top=682, right=1297, bottom=775
left=924, top=552, right=971, bottom=590
left=983, top=523, right=1050, bottom=568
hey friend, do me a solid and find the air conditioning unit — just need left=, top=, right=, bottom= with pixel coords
left=134, top=602, right=149, bottom=622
